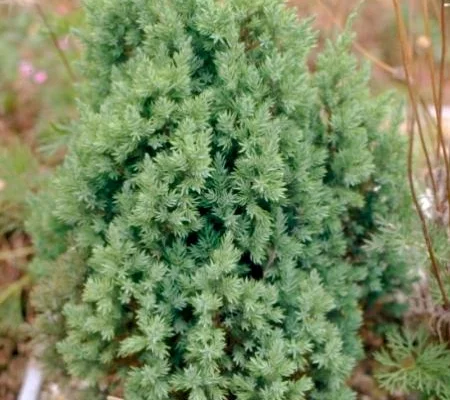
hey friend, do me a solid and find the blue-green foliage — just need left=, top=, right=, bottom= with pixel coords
left=28, top=0, right=414, bottom=398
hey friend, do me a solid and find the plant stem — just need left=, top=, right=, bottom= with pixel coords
left=0, top=246, right=34, bottom=261
left=393, top=0, right=450, bottom=309
left=34, top=3, right=76, bottom=82
left=0, top=275, right=31, bottom=306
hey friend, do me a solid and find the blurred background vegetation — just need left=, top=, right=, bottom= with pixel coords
left=0, top=1, right=448, bottom=399
left=0, top=2, right=81, bottom=398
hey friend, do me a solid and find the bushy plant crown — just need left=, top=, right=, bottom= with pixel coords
left=28, top=0, right=414, bottom=398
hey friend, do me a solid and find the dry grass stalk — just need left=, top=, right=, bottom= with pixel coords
left=34, top=3, right=76, bottom=82
left=393, top=0, right=450, bottom=339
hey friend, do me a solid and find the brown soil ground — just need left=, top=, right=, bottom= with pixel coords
left=0, top=234, right=32, bottom=399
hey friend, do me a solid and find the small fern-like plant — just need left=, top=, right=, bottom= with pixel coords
left=375, top=327, right=450, bottom=399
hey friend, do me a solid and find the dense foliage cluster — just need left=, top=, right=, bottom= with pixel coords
left=28, top=0, right=414, bottom=398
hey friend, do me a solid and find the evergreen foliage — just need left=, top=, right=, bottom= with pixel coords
left=28, top=0, right=414, bottom=398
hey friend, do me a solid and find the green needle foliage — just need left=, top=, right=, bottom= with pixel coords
left=28, top=0, right=415, bottom=398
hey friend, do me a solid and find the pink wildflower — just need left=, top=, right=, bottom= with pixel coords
left=19, top=61, right=34, bottom=79
left=33, top=71, right=48, bottom=85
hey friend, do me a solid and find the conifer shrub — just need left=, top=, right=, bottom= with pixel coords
left=28, top=0, right=415, bottom=398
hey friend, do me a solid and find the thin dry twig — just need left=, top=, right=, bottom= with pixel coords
left=421, top=0, right=443, bottom=159
left=34, top=3, right=76, bottom=82
left=393, top=0, right=450, bottom=309
left=0, top=275, right=30, bottom=306
left=437, top=0, right=450, bottom=222
left=0, top=246, right=34, bottom=261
